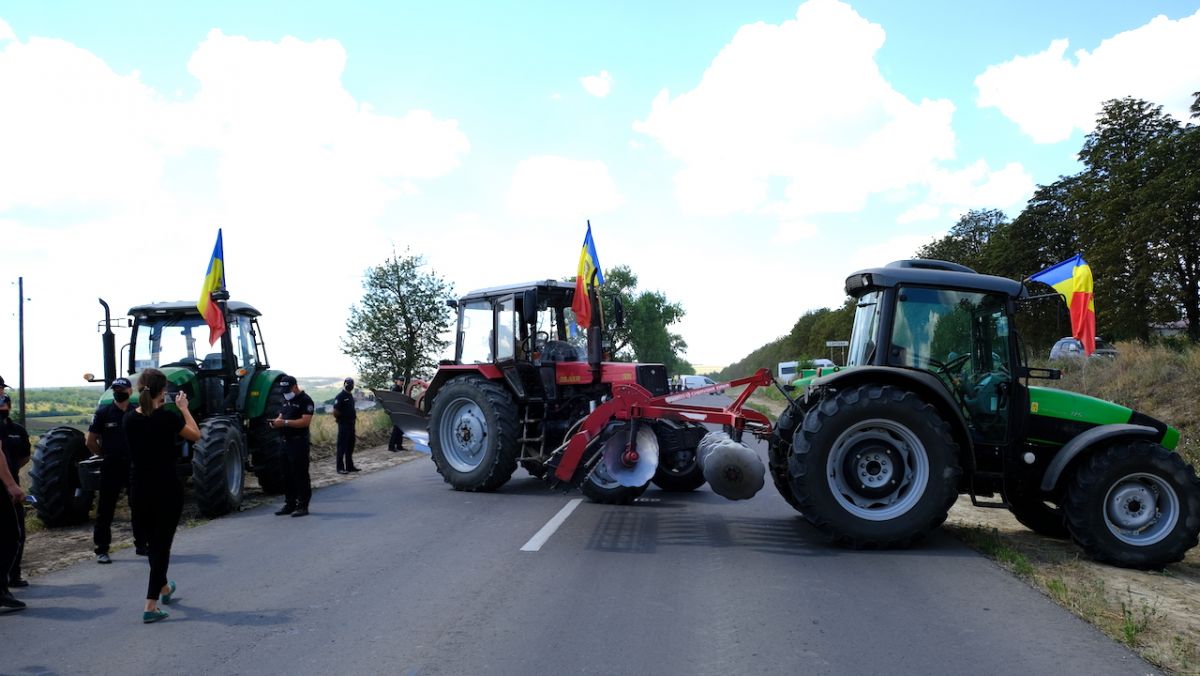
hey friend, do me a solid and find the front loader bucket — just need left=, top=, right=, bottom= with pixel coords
left=372, top=389, right=431, bottom=452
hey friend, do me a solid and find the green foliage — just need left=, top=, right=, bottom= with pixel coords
left=342, top=250, right=454, bottom=389
left=21, top=387, right=105, bottom=416
left=599, top=265, right=691, bottom=374
left=718, top=299, right=854, bottom=380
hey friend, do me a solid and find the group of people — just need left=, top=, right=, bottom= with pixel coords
left=0, top=370, right=404, bottom=620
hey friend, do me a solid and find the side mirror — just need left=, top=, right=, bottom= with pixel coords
left=445, top=299, right=458, bottom=309
left=613, top=296, right=625, bottom=329
left=522, top=288, right=539, bottom=317
left=1020, top=366, right=1061, bottom=380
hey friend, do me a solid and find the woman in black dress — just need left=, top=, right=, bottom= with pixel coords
left=124, top=368, right=200, bottom=623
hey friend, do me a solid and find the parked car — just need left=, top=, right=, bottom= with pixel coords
left=811, top=358, right=836, bottom=369
left=679, top=375, right=718, bottom=390
left=1049, top=337, right=1118, bottom=360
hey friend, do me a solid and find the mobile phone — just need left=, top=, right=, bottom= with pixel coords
left=23, top=494, right=37, bottom=505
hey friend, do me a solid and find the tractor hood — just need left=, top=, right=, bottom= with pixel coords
left=789, top=365, right=846, bottom=390
left=96, top=367, right=200, bottom=415
left=1028, top=386, right=1180, bottom=450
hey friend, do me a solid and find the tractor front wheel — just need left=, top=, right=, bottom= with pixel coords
left=581, top=463, right=649, bottom=504
left=789, top=384, right=961, bottom=548
left=250, top=380, right=287, bottom=494
left=429, top=376, right=519, bottom=491
left=1063, top=441, right=1200, bottom=569
left=650, top=421, right=707, bottom=492
left=28, top=427, right=95, bottom=527
left=192, top=416, right=246, bottom=517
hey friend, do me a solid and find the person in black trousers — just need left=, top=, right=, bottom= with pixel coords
left=271, top=375, right=314, bottom=517
left=0, top=395, right=30, bottom=591
left=333, top=377, right=358, bottom=474
left=87, top=377, right=148, bottom=563
left=125, top=368, right=200, bottom=624
left=1, top=427, right=28, bottom=610
left=388, top=374, right=407, bottom=452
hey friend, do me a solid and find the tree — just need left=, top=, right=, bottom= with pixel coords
left=916, top=208, right=1009, bottom=271
left=595, top=265, right=690, bottom=373
left=341, top=250, right=454, bottom=388
left=1191, top=90, right=1199, bottom=119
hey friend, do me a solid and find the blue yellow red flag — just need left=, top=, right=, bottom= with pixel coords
left=1029, top=254, right=1095, bottom=355
left=196, top=229, right=226, bottom=346
left=572, top=221, right=604, bottom=328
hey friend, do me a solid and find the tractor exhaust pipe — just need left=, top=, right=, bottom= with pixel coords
left=697, top=432, right=765, bottom=501
left=99, top=298, right=117, bottom=390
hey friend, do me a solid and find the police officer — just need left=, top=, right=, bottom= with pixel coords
left=333, top=377, right=359, bottom=474
left=388, top=374, right=406, bottom=452
left=0, top=394, right=30, bottom=595
left=271, top=375, right=314, bottom=517
left=87, top=377, right=147, bottom=563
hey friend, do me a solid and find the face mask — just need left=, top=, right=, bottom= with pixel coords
left=283, top=392, right=295, bottom=401
left=113, top=391, right=131, bottom=403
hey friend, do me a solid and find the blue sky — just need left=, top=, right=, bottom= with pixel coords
left=2, top=1, right=1199, bottom=385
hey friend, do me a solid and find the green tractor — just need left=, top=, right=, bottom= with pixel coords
left=29, top=295, right=289, bottom=525
left=770, top=260, right=1200, bottom=569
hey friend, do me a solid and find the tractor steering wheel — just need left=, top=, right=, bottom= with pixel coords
left=928, top=352, right=970, bottom=375
left=522, top=331, right=550, bottom=357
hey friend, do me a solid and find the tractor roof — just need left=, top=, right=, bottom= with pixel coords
left=128, top=301, right=262, bottom=318
left=459, top=280, right=576, bottom=303
left=845, top=259, right=1025, bottom=299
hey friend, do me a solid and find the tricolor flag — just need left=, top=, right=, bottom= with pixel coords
left=197, top=229, right=226, bottom=346
left=572, top=221, right=604, bottom=328
left=1030, top=254, right=1096, bottom=355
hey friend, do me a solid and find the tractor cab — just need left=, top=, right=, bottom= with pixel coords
left=128, top=300, right=271, bottom=417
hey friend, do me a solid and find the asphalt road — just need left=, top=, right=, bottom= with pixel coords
left=2, top=396, right=1159, bottom=676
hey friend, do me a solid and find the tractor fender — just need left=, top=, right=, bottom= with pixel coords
left=1039, top=423, right=1161, bottom=492
left=423, top=364, right=504, bottom=412
left=804, top=366, right=974, bottom=472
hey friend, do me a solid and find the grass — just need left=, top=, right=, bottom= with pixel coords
left=954, top=526, right=1035, bottom=578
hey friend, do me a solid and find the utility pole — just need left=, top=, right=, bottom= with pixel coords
left=18, top=276, right=26, bottom=426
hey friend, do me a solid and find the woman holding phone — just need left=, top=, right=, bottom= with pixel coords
left=124, top=368, right=200, bottom=623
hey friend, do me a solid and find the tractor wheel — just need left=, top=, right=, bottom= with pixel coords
left=429, top=376, right=519, bottom=491
left=768, top=404, right=802, bottom=511
left=1004, top=487, right=1068, bottom=539
left=191, top=416, right=246, bottom=517
left=249, top=381, right=287, bottom=494
left=650, top=421, right=707, bottom=492
left=1063, top=441, right=1200, bottom=569
left=28, top=427, right=95, bottom=527
left=581, top=461, right=649, bottom=505
left=789, top=384, right=961, bottom=548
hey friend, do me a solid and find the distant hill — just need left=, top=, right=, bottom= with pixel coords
left=716, top=299, right=854, bottom=381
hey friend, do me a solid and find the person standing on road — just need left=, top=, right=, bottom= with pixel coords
left=0, top=395, right=31, bottom=590
left=333, top=377, right=359, bottom=474
left=271, top=375, right=314, bottom=517
left=388, top=374, right=406, bottom=452
left=88, top=377, right=148, bottom=563
left=124, top=368, right=200, bottom=624
left=1, top=439, right=27, bottom=612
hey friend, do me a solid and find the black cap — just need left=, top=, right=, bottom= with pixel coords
left=112, top=377, right=132, bottom=390
left=393, top=373, right=404, bottom=381
left=344, top=377, right=354, bottom=386
left=277, top=375, right=296, bottom=390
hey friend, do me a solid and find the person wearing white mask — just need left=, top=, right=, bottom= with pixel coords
left=270, top=375, right=314, bottom=517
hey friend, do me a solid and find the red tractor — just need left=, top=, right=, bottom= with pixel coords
left=377, top=280, right=775, bottom=503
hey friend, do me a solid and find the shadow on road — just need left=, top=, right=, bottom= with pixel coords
left=8, top=605, right=119, bottom=622
left=17, top=582, right=105, bottom=600
left=164, top=600, right=296, bottom=627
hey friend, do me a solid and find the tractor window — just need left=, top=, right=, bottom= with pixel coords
left=847, top=292, right=881, bottom=366
left=496, top=298, right=517, bottom=361
left=132, top=316, right=206, bottom=370
left=229, top=315, right=258, bottom=372
left=459, top=301, right=493, bottom=364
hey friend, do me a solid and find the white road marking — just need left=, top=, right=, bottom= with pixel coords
left=520, top=498, right=583, bottom=552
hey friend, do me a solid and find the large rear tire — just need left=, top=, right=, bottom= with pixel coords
left=28, top=427, right=95, bottom=527
left=192, top=416, right=246, bottom=517
left=249, top=380, right=287, bottom=494
left=1063, top=441, right=1200, bottom=569
left=769, top=405, right=803, bottom=511
left=789, top=385, right=961, bottom=548
left=429, top=376, right=520, bottom=491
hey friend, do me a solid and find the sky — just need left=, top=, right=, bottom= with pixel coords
left=2, top=0, right=1199, bottom=386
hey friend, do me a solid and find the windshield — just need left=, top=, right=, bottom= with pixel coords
left=459, top=301, right=493, bottom=364
left=132, top=316, right=209, bottom=370
left=847, top=292, right=881, bottom=366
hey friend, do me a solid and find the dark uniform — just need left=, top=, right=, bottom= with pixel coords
left=89, top=402, right=147, bottom=556
left=1, top=411, right=30, bottom=588
left=333, top=385, right=357, bottom=473
left=388, top=378, right=406, bottom=451
left=281, top=390, right=315, bottom=510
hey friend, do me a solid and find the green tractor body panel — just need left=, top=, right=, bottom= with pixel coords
left=1028, top=386, right=1179, bottom=450
left=245, top=369, right=285, bottom=419
left=95, top=367, right=201, bottom=414
left=789, top=366, right=846, bottom=391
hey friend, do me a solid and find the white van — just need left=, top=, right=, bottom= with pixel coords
left=679, top=375, right=718, bottom=391
left=777, top=361, right=799, bottom=380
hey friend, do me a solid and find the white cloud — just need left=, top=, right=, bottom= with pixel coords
left=633, top=0, right=960, bottom=224
left=897, top=203, right=940, bottom=224
left=976, top=10, right=1200, bottom=143
left=0, top=18, right=15, bottom=42
left=507, top=156, right=624, bottom=220
left=771, top=221, right=819, bottom=244
left=580, top=69, right=613, bottom=98
left=926, top=161, right=1034, bottom=214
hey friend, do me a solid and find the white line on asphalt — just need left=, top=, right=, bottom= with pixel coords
left=520, top=498, right=583, bottom=552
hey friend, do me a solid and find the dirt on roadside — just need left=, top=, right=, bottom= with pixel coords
left=17, top=440, right=424, bottom=579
